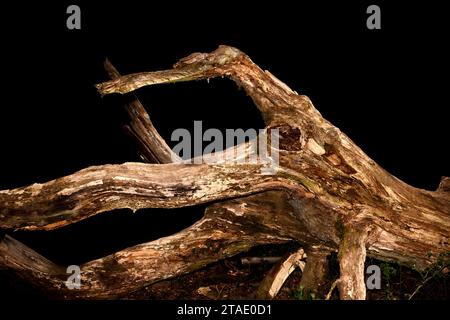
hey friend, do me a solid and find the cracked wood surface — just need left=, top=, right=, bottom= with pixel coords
left=0, top=192, right=300, bottom=299
left=1, top=45, right=449, bottom=299
left=0, top=163, right=306, bottom=231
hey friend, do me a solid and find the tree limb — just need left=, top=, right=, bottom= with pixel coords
left=104, top=59, right=180, bottom=164
left=0, top=163, right=307, bottom=231
left=0, top=193, right=300, bottom=299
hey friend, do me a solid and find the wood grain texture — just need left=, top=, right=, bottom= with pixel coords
left=1, top=46, right=449, bottom=299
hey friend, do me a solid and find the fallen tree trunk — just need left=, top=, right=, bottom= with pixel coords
left=0, top=46, right=449, bottom=299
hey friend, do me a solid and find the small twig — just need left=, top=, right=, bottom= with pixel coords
left=241, top=257, right=282, bottom=265
left=325, top=279, right=341, bottom=300
left=256, top=249, right=305, bottom=299
left=408, top=265, right=446, bottom=300
left=214, top=285, right=225, bottom=299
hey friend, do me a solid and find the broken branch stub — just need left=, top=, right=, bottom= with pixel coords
left=257, top=248, right=306, bottom=299
left=0, top=45, right=449, bottom=300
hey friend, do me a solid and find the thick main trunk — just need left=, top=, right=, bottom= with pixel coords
left=0, top=46, right=449, bottom=299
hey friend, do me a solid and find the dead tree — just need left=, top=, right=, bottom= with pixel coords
left=0, top=46, right=449, bottom=299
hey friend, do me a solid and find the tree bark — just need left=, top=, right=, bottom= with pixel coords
left=257, top=248, right=305, bottom=299
left=299, top=247, right=330, bottom=297
left=337, top=226, right=372, bottom=300
left=0, top=45, right=449, bottom=299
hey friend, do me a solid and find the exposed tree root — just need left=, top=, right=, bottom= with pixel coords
left=299, top=247, right=330, bottom=297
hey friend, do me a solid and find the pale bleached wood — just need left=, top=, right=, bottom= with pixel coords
left=256, top=248, right=305, bottom=299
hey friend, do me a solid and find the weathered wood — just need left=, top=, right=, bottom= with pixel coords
left=298, top=247, right=330, bottom=297
left=94, top=45, right=450, bottom=274
left=104, top=59, right=180, bottom=164
left=0, top=192, right=301, bottom=299
left=0, top=163, right=307, bottom=231
left=337, top=226, right=372, bottom=300
left=1, top=46, right=449, bottom=299
left=257, top=248, right=305, bottom=299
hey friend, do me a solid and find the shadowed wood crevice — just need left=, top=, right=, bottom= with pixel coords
left=1, top=45, right=449, bottom=299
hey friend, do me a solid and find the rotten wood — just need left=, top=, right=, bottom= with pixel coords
left=337, top=226, right=372, bottom=300
left=256, top=248, right=305, bottom=299
left=298, top=247, right=330, bottom=297
left=1, top=45, right=449, bottom=299
left=104, top=58, right=180, bottom=164
left=0, top=163, right=307, bottom=231
left=0, top=192, right=301, bottom=299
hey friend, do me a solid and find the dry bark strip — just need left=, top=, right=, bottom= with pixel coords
left=257, top=248, right=305, bottom=299
left=1, top=45, right=449, bottom=299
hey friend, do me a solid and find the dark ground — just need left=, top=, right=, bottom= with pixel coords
left=2, top=241, right=448, bottom=300
left=127, top=244, right=450, bottom=301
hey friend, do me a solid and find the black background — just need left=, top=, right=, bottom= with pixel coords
left=0, top=0, right=448, bottom=299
